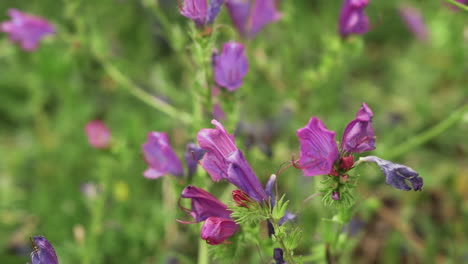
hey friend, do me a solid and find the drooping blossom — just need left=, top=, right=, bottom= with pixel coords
left=180, top=0, right=225, bottom=27
left=338, top=0, right=370, bottom=38
left=184, top=143, right=206, bottom=178
left=358, top=156, right=423, bottom=191
left=197, top=120, right=267, bottom=202
left=142, top=132, right=183, bottom=179
left=213, top=42, right=249, bottom=91
left=297, top=103, right=375, bottom=177
left=30, top=236, right=59, bottom=264
left=84, top=120, right=111, bottom=149
left=226, top=0, right=282, bottom=38
left=0, top=9, right=55, bottom=51
left=398, top=5, right=429, bottom=43
left=178, top=185, right=238, bottom=245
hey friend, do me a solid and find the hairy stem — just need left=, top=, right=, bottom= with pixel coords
left=444, top=0, right=468, bottom=10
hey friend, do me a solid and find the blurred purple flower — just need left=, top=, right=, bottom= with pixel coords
left=184, top=143, right=206, bottom=178
left=273, top=248, right=285, bottom=264
left=179, top=185, right=232, bottom=222
left=80, top=182, right=99, bottom=199
left=359, top=156, right=423, bottom=191
left=331, top=191, right=340, bottom=200
left=180, top=0, right=225, bottom=27
left=341, top=102, right=375, bottom=154
left=198, top=120, right=267, bottom=202
left=178, top=185, right=238, bottom=245
left=297, top=103, right=375, bottom=176
left=200, top=216, right=238, bottom=245
left=212, top=103, right=226, bottom=120
left=142, top=132, right=183, bottom=179
left=0, top=9, right=55, bottom=51
left=213, top=42, right=249, bottom=91
left=338, top=0, right=370, bottom=38
left=84, top=120, right=111, bottom=149
left=226, top=0, right=281, bottom=38
left=398, top=5, right=429, bottom=43
left=31, top=236, right=58, bottom=264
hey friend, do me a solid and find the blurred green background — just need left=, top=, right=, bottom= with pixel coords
left=0, top=0, right=467, bottom=263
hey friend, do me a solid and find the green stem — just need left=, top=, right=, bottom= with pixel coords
left=444, top=0, right=468, bottom=11
left=95, top=55, right=192, bottom=125
left=198, top=235, right=209, bottom=264
left=384, top=104, right=467, bottom=160
left=270, top=218, right=297, bottom=264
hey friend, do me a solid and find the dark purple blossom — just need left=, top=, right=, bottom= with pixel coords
left=213, top=42, right=248, bottom=91
left=200, top=217, right=238, bottom=245
left=398, top=5, right=429, bottom=43
left=341, top=102, right=375, bottom=154
left=331, top=191, right=340, bottom=201
left=142, top=132, right=184, bottom=179
left=84, top=120, right=111, bottom=149
left=297, top=103, right=375, bottom=177
left=31, top=236, right=58, bottom=264
left=198, top=120, right=267, bottom=202
left=0, top=9, right=55, bottom=51
left=338, top=0, right=370, bottom=38
left=180, top=0, right=225, bottom=27
left=359, top=156, right=423, bottom=191
left=273, top=248, right=285, bottom=264
left=178, top=185, right=238, bottom=245
left=179, top=185, right=231, bottom=222
left=226, top=0, right=281, bottom=38
left=184, top=143, right=206, bottom=178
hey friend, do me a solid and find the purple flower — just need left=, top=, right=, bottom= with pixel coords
left=31, top=236, right=59, bottom=264
left=184, top=143, right=206, bottom=178
left=226, top=0, right=281, bottom=38
left=198, top=120, right=267, bottom=202
left=341, top=102, right=375, bottom=154
left=142, top=132, right=183, bottom=179
left=331, top=191, right=340, bottom=200
left=297, top=117, right=339, bottom=176
left=84, top=120, right=111, bottom=149
left=398, top=5, right=429, bottom=43
left=200, top=217, right=238, bottom=245
left=178, top=185, right=238, bottom=245
left=180, top=0, right=225, bottom=27
left=213, top=42, right=249, bottom=91
left=273, top=248, right=285, bottom=264
left=297, top=103, right=375, bottom=176
left=0, top=9, right=55, bottom=51
left=212, top=103, right=226, bottom=120
left=179, top=185, right=232, bottom=222
left=339, top=0, right=370, bottom=38
left=359, top=156, right=423, bottom=191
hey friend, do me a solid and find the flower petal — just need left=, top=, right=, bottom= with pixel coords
left=200, top=217, right=238, bottom=245
left=341, top=103, right=376, bottom=154
left=180, top=185, right=232, bottom=222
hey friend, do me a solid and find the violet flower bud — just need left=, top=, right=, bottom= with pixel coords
left=184, top=143, right=206, bottom=178
left=84, top=120, right=111, bottom=149
left=338, top=0, right=370, bottom=38
left=200, top=217, right=238, bottom=245
left=359, top=156, right=423, bottom=191
left=278, top=210, right=297, bottom=226
left=213, top=42, right=249, bottom=91
left=341, top=103, right=376, bottom=154
left=398, top=5, right=429, bottom=43
left=296, top=117, right=339, bottom=176
left=265, top=174, right=277, bottom=207
left=180, top=0, right=207, bottom=27
left=273, top=248, right=285, bottom=264
left=180, top=185, right=232, bottom=222
left=197, top=119, right=237, bottom=181
left=31, top=236, right=59, bottom=264
left=1, top=9, right=55, bottom=51
left=331, top=191, right=340, bottom=201
left=226, top=0, right=281, bottom=38
left=142, top=132, right=183, bottom=179
left=206, top=0, right=226, bottom=24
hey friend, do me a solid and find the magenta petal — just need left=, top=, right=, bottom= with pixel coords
left=200, top=217, right=238, bottom=245
left=197, top=120, right=238, bottom=181
left=31, top=236, right=59, bottom=264
left=398, top=5, right=429, bottom=43
left=338, top=0, right=370, bottom=38
left=0, top=9, right=55, bottom=52
left=180, top=0, right=207, bottom=26
left=213, top=42, right=249, bottom=91
left=296, top=117, right=339, bottom=176
left=142, top=132, right=184, bottom=178
left=341, top=103, right=376, bottom=154
left=226, top=150, right=267, bottom=202
left=84, top=120, right=111, bottom=149
left=180, top=185, right=232, bottom=222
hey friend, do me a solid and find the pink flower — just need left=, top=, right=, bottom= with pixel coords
left=85, top=120, right=111, bottom=149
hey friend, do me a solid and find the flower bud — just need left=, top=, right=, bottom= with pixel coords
left=200, top=217, right=238, bottom=245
